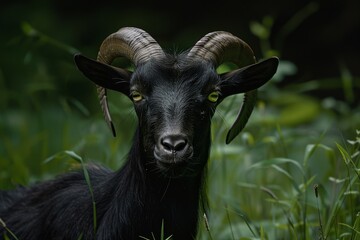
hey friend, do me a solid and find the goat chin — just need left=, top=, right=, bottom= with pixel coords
left=152, top=151, right=198, bottom=178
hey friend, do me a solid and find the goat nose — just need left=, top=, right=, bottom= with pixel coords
left=161, top=135, right=188, bottom=153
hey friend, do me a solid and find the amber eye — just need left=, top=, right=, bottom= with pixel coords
left=131, top=91, right=143, bottom=102
left=208, top=91, right=219, bottom=103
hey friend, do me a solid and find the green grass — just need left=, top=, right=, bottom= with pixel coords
left=0, top=217, right=19, bottom=240
left=197, top=89, right=359, bottom=240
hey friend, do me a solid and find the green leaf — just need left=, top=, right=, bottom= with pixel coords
left=0, top=218, right=19, bottom=240
left=260, top=225, right=266, bottom=240
left=328, top=177, right=347, bottom=184
left=76, top=233, right=83, bottom=240
left=303, top=143, right=335, bottom=167
left=64, top=150, right=83, bottom=163
left=21, top=22, right=38, bottom=37
left=339, top=222, right=360, bottom=235
left=250, top=21, right=269, bottom=39
left=271, top=164, right=293, bottom=180
left=336, top=143, right=351, bottom=164
left=44, top=150, right=97, bottom=234
left=248, top=157, right=305, bottom=175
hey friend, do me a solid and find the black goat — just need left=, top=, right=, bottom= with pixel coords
left=0, top=27, right=279, bottom=239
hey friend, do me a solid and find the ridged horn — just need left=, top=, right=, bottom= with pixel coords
left=188, top=31, right=257, bottom=144
left=96, top=27, right=164, bottom=137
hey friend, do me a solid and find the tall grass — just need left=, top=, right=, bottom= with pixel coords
left=197, top=112, right=360, bottom=239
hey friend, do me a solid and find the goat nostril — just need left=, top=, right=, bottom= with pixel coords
left=174, top=140, right=187, bottom=151
left=161, top=135, right=188, bottom=153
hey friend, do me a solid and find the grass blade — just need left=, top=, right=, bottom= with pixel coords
left=0, top=218, right=19, bottom=240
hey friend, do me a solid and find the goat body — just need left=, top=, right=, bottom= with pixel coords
left=0, top=27, right=278, bottom=240
left=0, top=148, right=202, bottom=239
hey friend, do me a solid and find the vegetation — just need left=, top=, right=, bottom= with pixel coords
left=1, top=2, right=359, bottom=239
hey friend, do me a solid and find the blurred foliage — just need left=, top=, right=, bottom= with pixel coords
left=0, top=1, right=359, bottom=239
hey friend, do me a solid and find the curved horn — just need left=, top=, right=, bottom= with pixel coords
left=188, top=31, right=255, bottom=66
left=188, top=31, right=257, bottom=144
left=96, top=27, right=164, bottom=136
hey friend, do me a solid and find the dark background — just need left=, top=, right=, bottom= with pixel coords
left=1, top=0, right=359, bottom=110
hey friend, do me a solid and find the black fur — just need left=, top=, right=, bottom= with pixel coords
left=0, top=53, right=278, bottom=239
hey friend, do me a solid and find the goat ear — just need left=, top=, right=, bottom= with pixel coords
left=220, top=57, right=279, bottom=144
left=219, top=57, right=279, bottom=97
left=74, top=54, right=131, bottom=96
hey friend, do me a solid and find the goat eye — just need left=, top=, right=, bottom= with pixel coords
left=207, top=91, right=219, bottom=103
left=131, top=91, right=143, bottom=102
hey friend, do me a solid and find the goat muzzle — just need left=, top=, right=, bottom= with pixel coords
left=154, top=133, right=193, bottom=170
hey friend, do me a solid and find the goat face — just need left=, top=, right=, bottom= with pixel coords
left=74, top=27, right=279, bottom=177
left=133, top=58, right=220, bottom=176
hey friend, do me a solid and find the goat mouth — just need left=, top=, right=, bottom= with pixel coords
left=153, top=148, right=193, bottom=177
